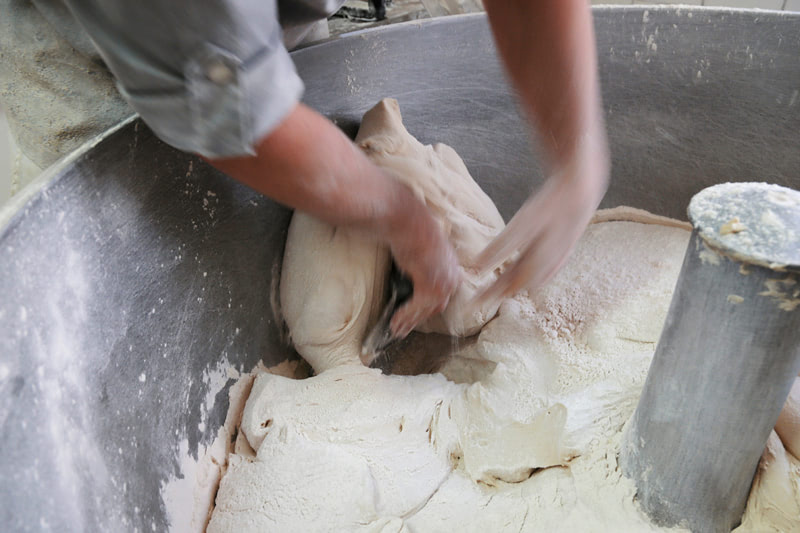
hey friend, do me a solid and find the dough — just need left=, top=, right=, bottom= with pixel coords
left=208, top=218, right=694, bottom=533
left=737, top=431, right=800, bottom=533
left=354, top=99, right=506, bottom=337
left=775, top=377, right=800, bottom=460
left=279, top=99, right=506, bottom=374
left=279, top=212, right=390, bottom=372
left=206, top=100, right=800, bottom=532
left=590, top=205, right=692, bottom=230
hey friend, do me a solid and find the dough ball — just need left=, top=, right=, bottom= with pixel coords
left=280, top=212, right=389, bottom=373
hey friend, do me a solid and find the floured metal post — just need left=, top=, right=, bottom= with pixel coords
left=620, top=182, right=800, bottom=533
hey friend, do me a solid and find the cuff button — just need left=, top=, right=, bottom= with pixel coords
left=206, top=59, right=235, bottom=85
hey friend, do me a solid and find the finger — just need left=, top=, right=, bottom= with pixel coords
left=474, top=196, right=544, bottom=270
left=509, top=238, right=570, bottom=294
left=387, top=285, right=451, bottom=339
left=471, top=254, right=530, bottom=307
left=391, top=306, right=423, bottom=339
left=468, top=276, right=509, bottom=314
left=388, top=308, right=409, bottom=340
left=536, top=249, right=571, bottom=288
left=474, top=187, right=555, bottom=274
left=527, top=220, right=585, bottom=288
left=474, top=224, right=531, bottom=276
left=389, top=241, right=460, bottom=338
left=489, top=258, right=533, bottom=301
left=472, top=237, right=555, bottom=306
left=390, top=297, right=434, bottom=339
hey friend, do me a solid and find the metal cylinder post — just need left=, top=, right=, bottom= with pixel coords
left=620, top=183, right=800, bottom=533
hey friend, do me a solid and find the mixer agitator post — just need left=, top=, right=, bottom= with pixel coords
left=620, top=182, right=800, bottom=533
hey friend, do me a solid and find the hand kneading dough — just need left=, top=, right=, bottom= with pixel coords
left=274, top=97, right=569, bottom=484
left=280, top=98, right=505, bottom=374
left=354, top=99, right=506, bottom=337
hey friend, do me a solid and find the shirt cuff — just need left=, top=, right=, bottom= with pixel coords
left=119, top=42, right=304, bottom=159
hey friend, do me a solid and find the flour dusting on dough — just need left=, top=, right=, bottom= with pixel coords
left=160, top=359, right=308, bottom=532
left=207, top=218, right=695, bottom=533
left=202, top=100, right=799, bottom=532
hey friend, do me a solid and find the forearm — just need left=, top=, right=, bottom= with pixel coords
left=484, top=0, right=606, bottom=168
left=473, top=1, right=611, bottom=300
left=207, top=103, right=422, bottom=238
left=208, top=102, right=459, bottom=336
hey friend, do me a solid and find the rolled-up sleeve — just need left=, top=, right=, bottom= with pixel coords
left=62, top=0, right=303, bottom=158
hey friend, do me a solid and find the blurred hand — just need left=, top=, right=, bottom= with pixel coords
left=208, top=104, right=461, bottom=340
left=473, top=139, right=609, bottom=305
left=479, top=0, right=608, bottom=305
left=381, top=196, right=461, bottom=339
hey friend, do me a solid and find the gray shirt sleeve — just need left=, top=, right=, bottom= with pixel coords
left=62, top=0, right=304, bottom=158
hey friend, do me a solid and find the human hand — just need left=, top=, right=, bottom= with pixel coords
left=380, top=192, right=461, bottom=339
left=472, top=141, right=609, bottom=305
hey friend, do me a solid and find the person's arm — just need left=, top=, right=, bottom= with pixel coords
left=208, top=103, right=460, bottom=338
left=476, top=0, right=610, bottom=302
left=61, top=1, right=459, bottom=337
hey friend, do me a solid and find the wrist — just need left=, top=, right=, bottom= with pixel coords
left=374, top=180, right=439, bottom=255
left=375, top=178, right=413, bottom=232
left=552, top=121, right=609, bottom=193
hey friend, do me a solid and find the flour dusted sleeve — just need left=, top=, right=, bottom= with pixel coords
left=62, top=0, right=303, bottom=158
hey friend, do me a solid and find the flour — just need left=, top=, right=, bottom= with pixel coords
left=207, top=219, right=696, bottom=533
left=160, top=359, right=309, bottom=532
left=206, top=219, right=800, bottom=532
left=160, top=365, right=251, bottom=533
left=203, top=101, right=799, bottom=532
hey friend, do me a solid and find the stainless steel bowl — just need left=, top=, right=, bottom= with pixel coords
left=1, top=8, right=798, bottom=531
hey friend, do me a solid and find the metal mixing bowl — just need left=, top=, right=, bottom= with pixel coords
left=1, top=8, right=798, bottom=531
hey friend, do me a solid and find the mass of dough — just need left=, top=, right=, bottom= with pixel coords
left=206, top=100, right=800, bottom=532
left=775, top=377, right=800, bottom=460
left=279, top=99, right=505, bottom=373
